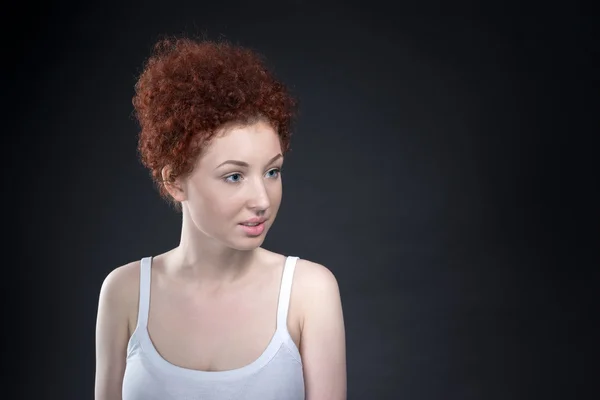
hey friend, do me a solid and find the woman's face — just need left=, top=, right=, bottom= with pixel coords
left=179, top=120, right=284, bottom=250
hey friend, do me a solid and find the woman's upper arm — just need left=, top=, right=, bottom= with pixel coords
left=298, top=261, right=347, bottom=400
left=95, top=264, right=137, bottom=400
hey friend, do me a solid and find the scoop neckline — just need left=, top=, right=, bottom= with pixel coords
left=135, top=325, right=288, bottom=381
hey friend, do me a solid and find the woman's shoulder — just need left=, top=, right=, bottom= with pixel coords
left=286, top=257, right=343, bottom=341
left=259, top=248, right=340, bottom=297
left=98, top=259, right=143, bottom=315
left=262, top=248, right=337, bottom=279
left=101, top=259, right=141, bottom=291
left=293, top=258, right=340, bottom=295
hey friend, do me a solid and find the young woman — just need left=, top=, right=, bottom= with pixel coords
left=94, top=37, right=347, bottom=400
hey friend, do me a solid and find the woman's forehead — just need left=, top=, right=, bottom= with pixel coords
left=200, top=122, right=282, bottom=165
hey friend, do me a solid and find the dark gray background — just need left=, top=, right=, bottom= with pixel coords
left=7, top=1, right=597, bottom=399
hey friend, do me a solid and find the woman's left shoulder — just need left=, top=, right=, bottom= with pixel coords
left=293, top=258, right=341, bottom=298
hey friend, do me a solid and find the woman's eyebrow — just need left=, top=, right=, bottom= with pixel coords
left=214, top=154, right=283, bottom=170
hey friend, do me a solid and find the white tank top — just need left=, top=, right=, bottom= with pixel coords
left=122, top=256, right=305, bottom=400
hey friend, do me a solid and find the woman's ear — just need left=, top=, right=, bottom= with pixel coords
left=161, top=165, right=187, bottom=202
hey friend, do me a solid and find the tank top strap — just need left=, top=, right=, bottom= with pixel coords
left=136, top=256, right=152, bottom=329
left=276, top=256, right=299, bottom=331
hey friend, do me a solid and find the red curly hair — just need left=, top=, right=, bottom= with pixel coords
left=132, top=36, right=297, bottom=209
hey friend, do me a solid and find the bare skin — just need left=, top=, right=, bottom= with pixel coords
left=95, top=120, right=346, bottom=399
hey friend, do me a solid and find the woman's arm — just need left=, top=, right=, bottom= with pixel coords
left=298, top=261, right=347, bottom=400
left=95, top=264, right=135, bottom=400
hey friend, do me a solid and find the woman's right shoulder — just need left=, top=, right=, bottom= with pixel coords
left=98, top=259, right=142, bottom=309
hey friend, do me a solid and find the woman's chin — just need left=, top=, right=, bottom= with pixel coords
left=229, top=235, right=267, bottom=251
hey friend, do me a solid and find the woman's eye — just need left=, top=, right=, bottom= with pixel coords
left=225, top=173, right=242, bottom=183
left=266, top=168, right=281, bottom=178
left=224, top=168, right=280, bottom=183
